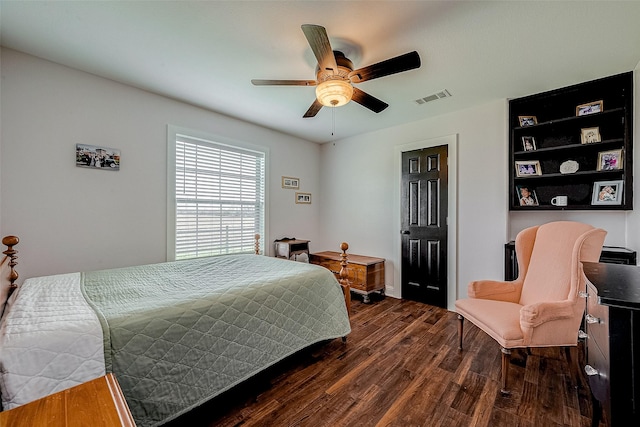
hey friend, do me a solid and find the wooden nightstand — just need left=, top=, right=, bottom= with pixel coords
left=0, top=374, right=136, bottom=426
left=310, top=251, right=385, bottom=303
left=274, top=239, right=310, bottom=261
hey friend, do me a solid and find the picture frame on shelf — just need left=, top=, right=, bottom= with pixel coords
left=295, top=192, right=311, bottom=204
left=516, top=185, right=539, bottom=206
left=521, top=136, right=536, bottom=151
left=597, top=149, right=623, bottom=171
left=281, top=176, right=300, bottom=189
left=576, top=100, right=603, bottom=116
left=581, top=127, right=601, bottom=144
left=518, top=116, right=537, bottom=127
left=515, top=160, right=542, bottom=177
left=592, top=180, right=624, bottom=205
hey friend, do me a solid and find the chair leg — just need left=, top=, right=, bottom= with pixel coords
left=457, top=314, right=464, bottom=351
left=501, top=347, right=511, bottom=395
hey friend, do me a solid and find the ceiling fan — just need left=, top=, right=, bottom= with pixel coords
left=251, top=24, right=421, bottom=118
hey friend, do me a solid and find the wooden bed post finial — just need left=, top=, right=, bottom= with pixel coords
left=254, top=234, right=261, bottom=255
left=338, top=242, right=351, bottom=315
left=2, top=235, right=19, bottom=293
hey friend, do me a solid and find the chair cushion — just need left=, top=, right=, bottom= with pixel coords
left=455, top=298, right=525, bottom=348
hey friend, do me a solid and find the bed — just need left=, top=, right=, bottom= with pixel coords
left=0, top=236, right=351, bottom=426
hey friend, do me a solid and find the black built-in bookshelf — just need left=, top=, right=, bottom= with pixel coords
left=509, top=72, right=633, bottom=210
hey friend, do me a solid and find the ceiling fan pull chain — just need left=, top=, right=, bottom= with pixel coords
left=332, top=105, right=335, bottom=136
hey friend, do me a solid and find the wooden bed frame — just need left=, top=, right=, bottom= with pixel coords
left=1, top=236, right=19, bottom=300
left=1, top=234, right=352, bottom=314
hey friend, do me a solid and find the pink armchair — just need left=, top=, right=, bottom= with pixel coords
left=455, top=221, right=606, bottom=394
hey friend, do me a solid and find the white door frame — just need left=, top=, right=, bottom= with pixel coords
left=392, top=134, right=458, bottom=310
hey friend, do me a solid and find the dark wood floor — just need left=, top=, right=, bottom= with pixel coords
left=166, top=295, right=603, bottom=427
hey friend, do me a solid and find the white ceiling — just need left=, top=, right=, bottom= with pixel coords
left=2, top=1, right=640, bottom=144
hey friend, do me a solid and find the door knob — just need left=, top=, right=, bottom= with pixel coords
left=401, top=230, right=410, bottom=235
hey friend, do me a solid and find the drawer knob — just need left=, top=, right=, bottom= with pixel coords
left=578, top=291, right=589, bottom=298
left=584, top=365, right=599, bottom=376
left=578, top=330, right=588, bottom=339
left=585, top=314, right=601, bottom=324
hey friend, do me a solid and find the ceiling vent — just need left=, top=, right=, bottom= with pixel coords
left=415, top=89, right=451, bottom=105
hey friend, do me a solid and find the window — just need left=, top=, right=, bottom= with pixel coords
left=168, top=126, right=267, bottom=260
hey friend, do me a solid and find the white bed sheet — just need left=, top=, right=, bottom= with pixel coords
left=0, top=272, right=105, bottom=409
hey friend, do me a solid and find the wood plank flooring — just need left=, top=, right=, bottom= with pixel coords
left=165, top=295, right=603, bottom=427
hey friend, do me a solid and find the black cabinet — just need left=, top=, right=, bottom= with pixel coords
left=504, top=241, right=636, bottom=281
left=582, top=262, right=640, bottom=426
left=509, top=72, right=633, bottom=210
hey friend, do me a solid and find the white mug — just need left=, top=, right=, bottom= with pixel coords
left=551, top=195, right=568, bottom=206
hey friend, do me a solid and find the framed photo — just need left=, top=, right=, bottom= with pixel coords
left=518, top=116, right=537, bottom=127
left=515, top=160, right=542, bottom=177
left=581, top=127, right=601, bottom=144
left=76, top=144, right=120, bottom=170
left=592, top=180, right=624, bottom=205
left=576, top=100, right=603, bottom=116
left=516, top=185, right=539, bottom=206
left=521, top=136, right=536, bottom=151
left=597, top=149, right=623, bottom=171
left=295, top=192, right=311, bottom=204
left=282, top=176, right=300, bottom=189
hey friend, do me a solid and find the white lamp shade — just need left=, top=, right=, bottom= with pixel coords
left=315, top=79, right=354, bottom=107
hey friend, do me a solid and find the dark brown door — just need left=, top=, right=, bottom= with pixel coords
left=401, top=145, right=448, bottom=307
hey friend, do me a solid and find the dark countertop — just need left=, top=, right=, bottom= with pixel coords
left=583, top=261, right=640, bottom=310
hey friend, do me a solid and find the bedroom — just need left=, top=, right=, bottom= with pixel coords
left=1, top=1, right=640, bottom=426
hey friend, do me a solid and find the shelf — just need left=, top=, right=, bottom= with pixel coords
left=509, top=71, right=633, bottom=211
left=513, top=139, right=624, bottom=156
left=514, top=170, right=624, bottom=181
left=513, top=108, right=625, bottom=131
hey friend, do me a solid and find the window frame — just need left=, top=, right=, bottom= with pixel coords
left=166, top=125, right=269, bottom=261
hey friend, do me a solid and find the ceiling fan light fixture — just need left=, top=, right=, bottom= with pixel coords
left=315, top=78, right=353, bottom=107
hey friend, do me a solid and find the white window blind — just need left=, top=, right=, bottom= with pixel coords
left=174, top=134, right=265, bottom=260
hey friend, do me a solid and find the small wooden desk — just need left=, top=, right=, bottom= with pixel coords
left=0, top=374, right=136, bottom=426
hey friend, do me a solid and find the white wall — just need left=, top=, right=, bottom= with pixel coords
left=0, top=48, right=322, bottom=281
left=2, top=48, right=638, bottom=297
left=317, top=99, right=509, bottom=307
left=318, top=70, right=640, bottom=309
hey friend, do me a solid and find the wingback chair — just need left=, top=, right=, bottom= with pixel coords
left=455, top=221, right=606, bottom=394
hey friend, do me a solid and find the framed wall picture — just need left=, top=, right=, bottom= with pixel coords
left=576, top=100, right=603, bottom=116
left=518, top=116, right=537, bottom=127
left=521, top=136, right=536, bottom=151
left=76, top=144, right=120, bottom=170
left=592, top=180, right=624, bottom=205
left=282, top=176, right=300, bottom=189
left=597, top=149, right=623, bottom=171
left=295, top=192, right=311, bottom=204
left=516, top=185, right=539, bottom=206
left=515, top=160, right=542, bottom=177
left=581, top=127, right=601, bottom=144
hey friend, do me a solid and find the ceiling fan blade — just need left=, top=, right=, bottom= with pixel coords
left=301, top=24, right=338, bottom=75
left=251, top=79, right=316, bottom=86
left=348, top=51, right=421, bottom=83
left=351, top=87, right=389, bottom=113
left=303, top=99, right=323, bottom=118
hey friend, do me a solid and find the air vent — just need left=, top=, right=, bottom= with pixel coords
left=415, top=89, right=451, bottom=105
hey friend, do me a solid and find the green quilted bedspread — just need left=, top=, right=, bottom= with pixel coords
left=81, top=254, right=351, bottom=426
